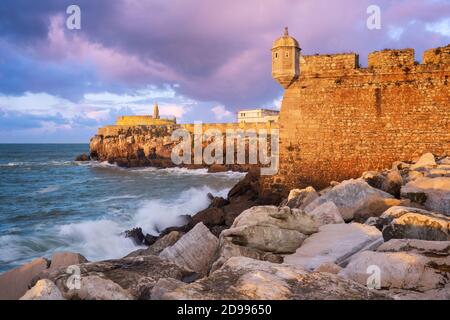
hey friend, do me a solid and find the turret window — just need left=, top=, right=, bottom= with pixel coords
left=285, top=51, right=289, bottom=58
left=275, top=53, right=278, bottom=58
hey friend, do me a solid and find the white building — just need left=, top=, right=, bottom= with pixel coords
left=237, top=108, right=279, bottom=123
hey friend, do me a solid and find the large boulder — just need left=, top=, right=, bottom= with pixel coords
left=379, top=206, right=449, bottom=241
left=32, top=255, right=195, bottom=300
left=400, top=177, right=450, bottom=215
left=19, top=279, right=64, bottom=300
left=159, top=222, right=219, bottom=276
left=0, top=257, right=49, bottom=300
left=304, top=179, right=395, bottom=221
left=283, top=223, right=382, bottom=270
left=219, top=205, right=344, bottom=257
left=49, top=252, right=88, bottom=271
left=156, top=257, right=389, bottom=300
left=339, top=240, right=450, bottom=292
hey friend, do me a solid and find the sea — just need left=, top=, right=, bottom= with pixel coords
left=0, top=144, right=244, bottom=273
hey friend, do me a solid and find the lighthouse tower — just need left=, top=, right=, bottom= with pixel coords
left=271, top=27, right=301, bottom=89
left=153, top=102, right=160, bottom=119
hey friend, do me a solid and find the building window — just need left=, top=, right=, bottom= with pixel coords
left=285, top=51, right=289, bottom=58
left=275, top=53, right=278, bottom=59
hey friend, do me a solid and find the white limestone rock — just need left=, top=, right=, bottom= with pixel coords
left=401, top=177, right=450, bottom=215
left=339, top=250, right=449, bottom=292
left=283, top=223, right=382, bottom=270
left=304, top=179, right=395, bottom=221
left=159, top=222, right=219, bottom=275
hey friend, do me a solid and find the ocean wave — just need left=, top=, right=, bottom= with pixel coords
left=94, top=194, right=142, bottom=203
left=36, top=185, right=60, bottom=194
left=58, top=220, right=140, bottom=262
left=132, top=185, right=229, bottom=236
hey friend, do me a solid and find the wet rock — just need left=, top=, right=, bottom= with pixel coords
left=159, top=257, right=389, bottom=300
left=304, top=179, right=394, bottom=221
left=19, top=279, right=64, bottom=300
left=75, top=153, right=90, bottom=161
left=379, top=206, right=449, bottom=241
left=123, top=227, right=156, bottom=246
left=159, top=223, right=219, bottom=276
left=283, top=223, right=382, bottom=270
left=0, top=257, right=49, bottom=300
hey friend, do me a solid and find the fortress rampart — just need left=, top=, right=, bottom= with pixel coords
left=261, top=43, right=450, bottom=201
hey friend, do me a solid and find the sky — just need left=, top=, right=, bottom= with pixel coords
left=0, top=0, right=449, bottom=143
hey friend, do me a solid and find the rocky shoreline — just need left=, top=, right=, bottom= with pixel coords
left=0, top=153, right=449, bottom=300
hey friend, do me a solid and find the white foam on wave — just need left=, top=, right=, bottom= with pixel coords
left=58, top=220, right=140, bottom=262
left=36, top=185, right=60, bottom=194
left=54, top=185, right=230, bottom=263
left=132, top=185, right=229, bottom=235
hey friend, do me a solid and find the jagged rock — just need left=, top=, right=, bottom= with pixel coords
left=377, top=239, right=450, bottom=256
left=285, top=187, right=319, bottom=209
left=411, top=153, right=436, bottom=170
left=339, top=250, right=449, bottom=291
left=379, top=206, right=449, bottom=241
left=49, top=252, right=88, bottom=271
left=207, top=193, right=229, bottom=208
left=283, top=223, right=382, bottom=270
left=159, top=257, right=389, bottom=300
left=69, top=275, right=133, bottom=300
left=401, top=177, right=450, bottom=215
left=32, top=255, right=195, bottom=300
left=75, top=153, right=90, bottom=161
left=314, top=262, right=342, bottom=274
left=159, top=223, right=219, bottom=276
left=19, top=279, right=64, bottom=300
left=125, top=231, right=184, bottom=258
left=0, top=257, right=49, bottom=300
left=123, top=227, right=156, bottom=246
left=304, top=179, right=395, bottom=221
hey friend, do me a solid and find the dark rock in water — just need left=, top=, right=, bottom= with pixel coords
left=209, top=195, right=229, bottom=208
left=75, top=153, right=90, bottom=161
left=124, top=228, right=145, bottom=245
left=125, top=231, right=184, bottom=258
left=123, top=228, right=156, bottom=246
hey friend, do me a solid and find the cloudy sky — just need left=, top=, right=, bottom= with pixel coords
left=0, top=0, right=449, bottom=142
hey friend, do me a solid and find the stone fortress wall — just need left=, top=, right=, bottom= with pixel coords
left=261, top=43, right=450, bottom=200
